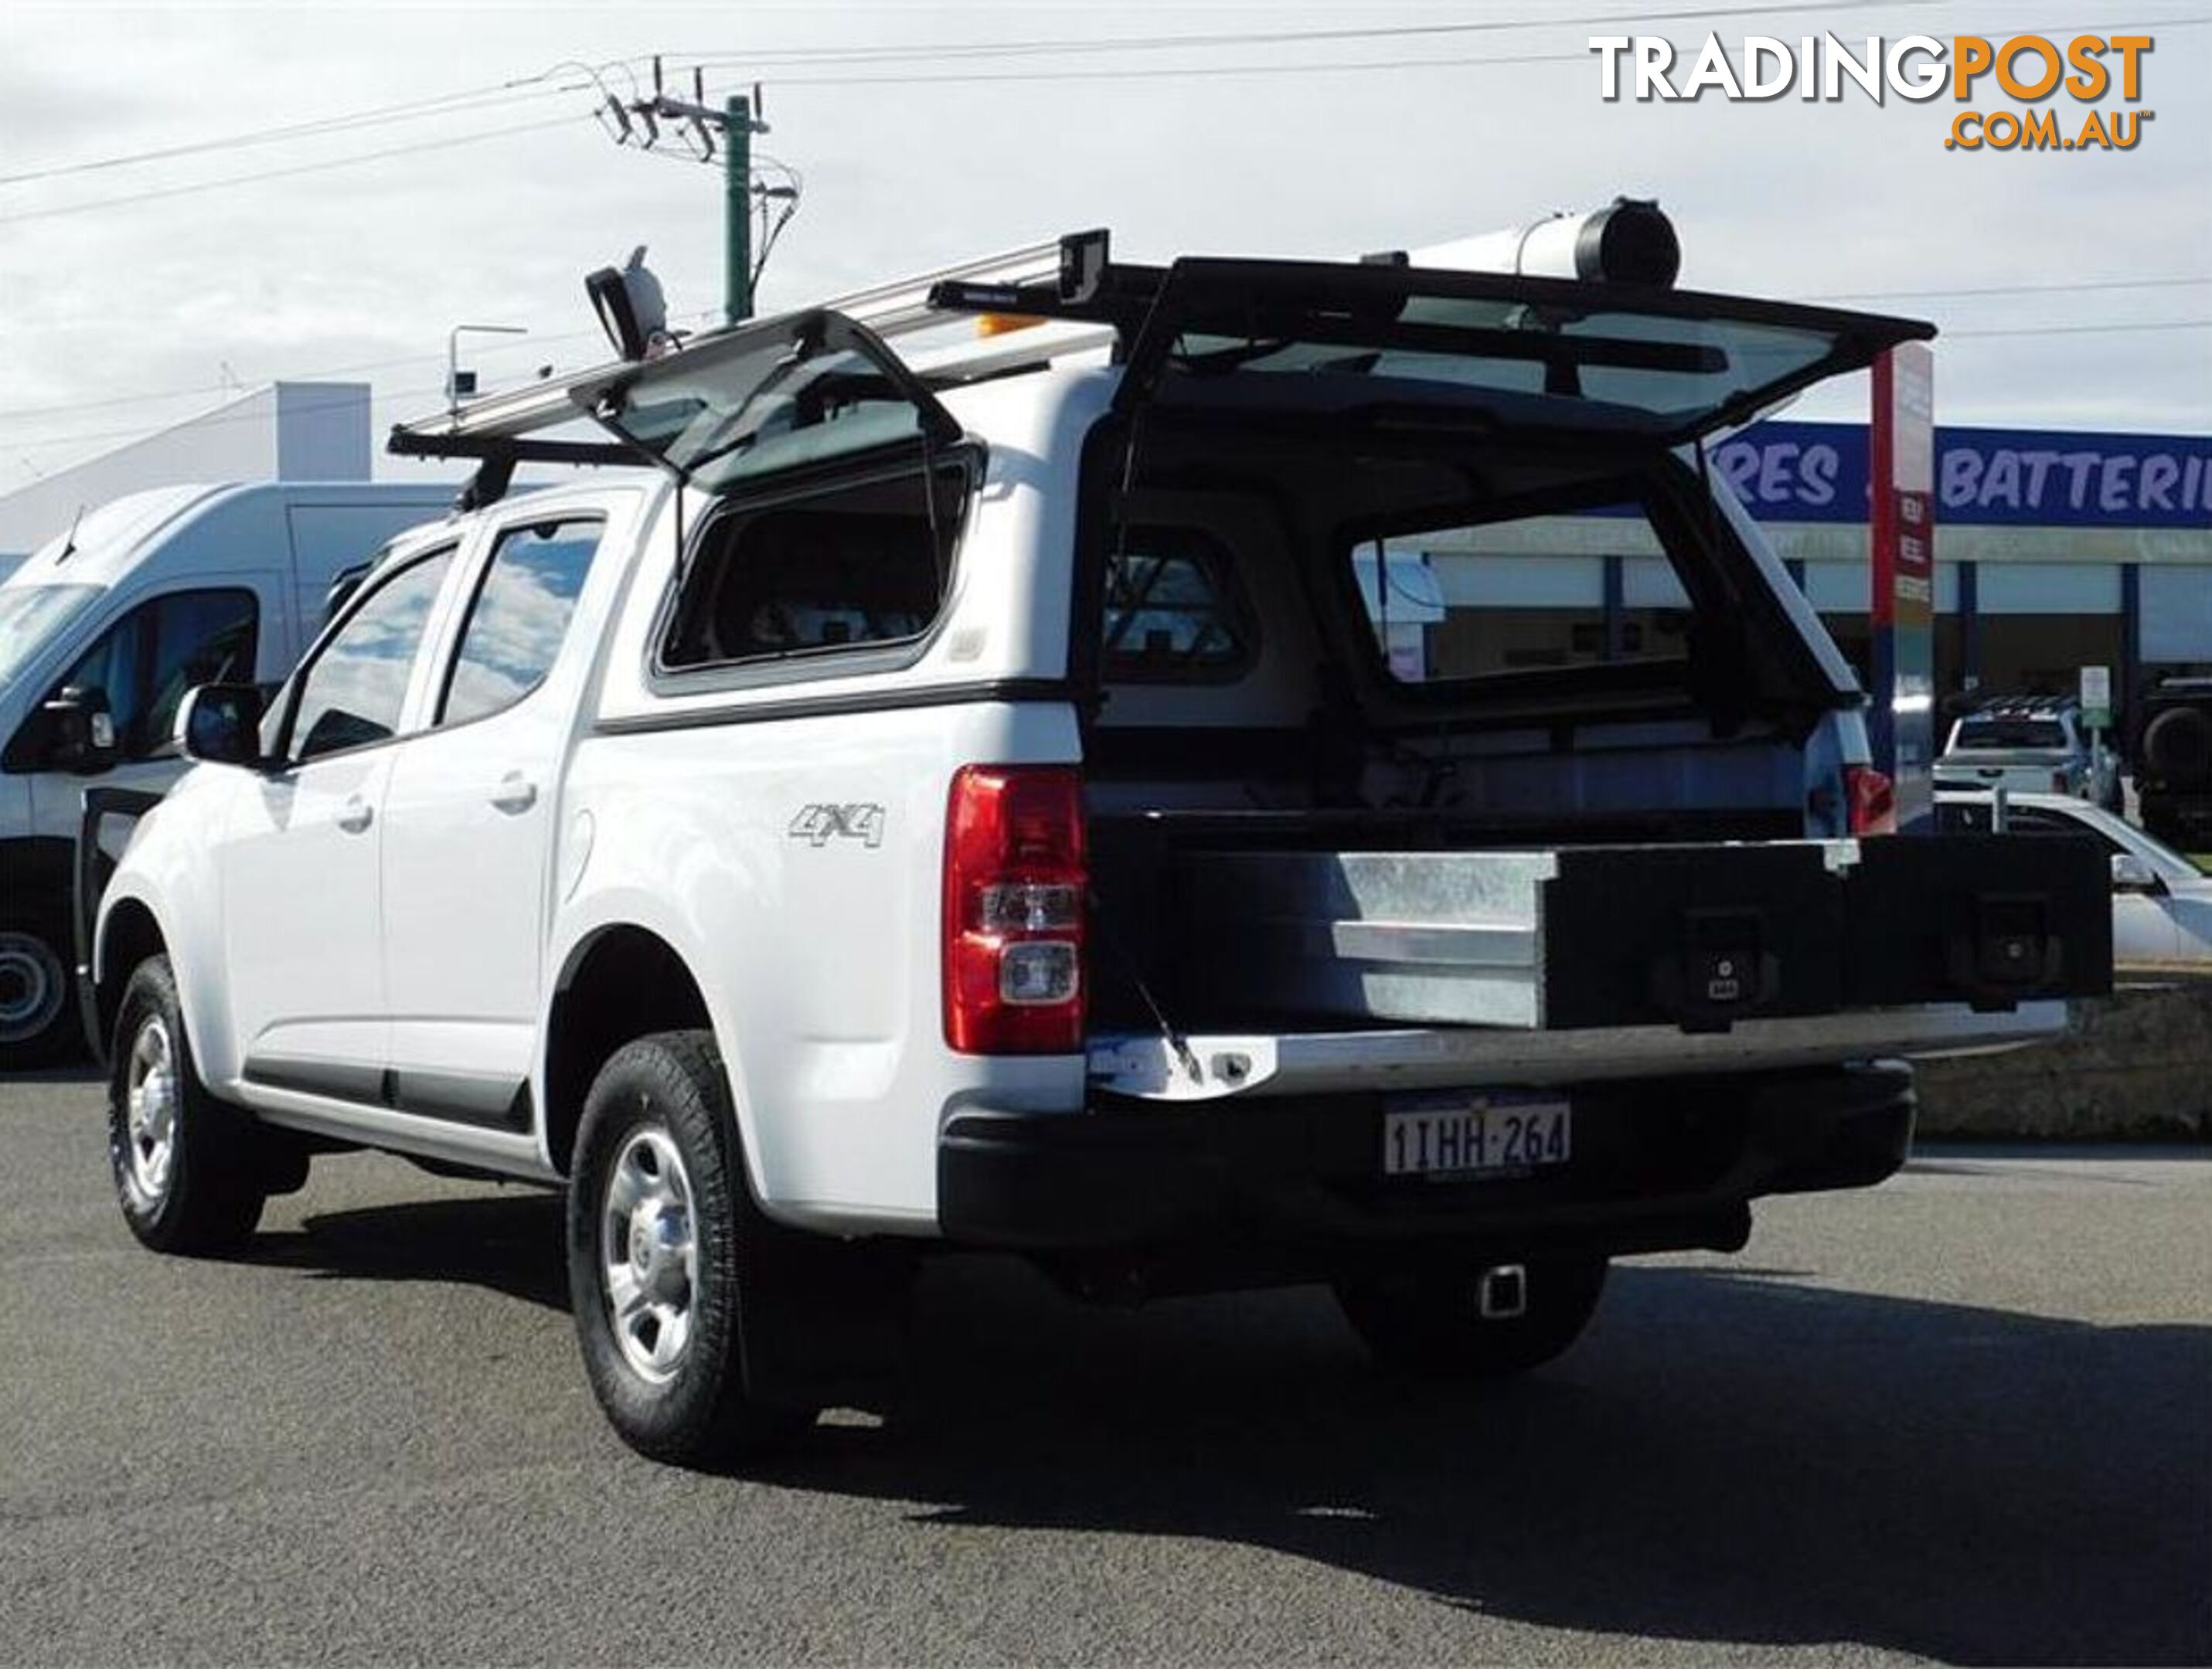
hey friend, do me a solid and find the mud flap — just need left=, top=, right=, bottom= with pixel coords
left=73, top=786, right=165, bottom=1063
left=737, top=1227, right=917, bottom=1414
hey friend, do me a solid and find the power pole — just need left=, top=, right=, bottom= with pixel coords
left=605, top=63, right=774, bottom=324
left=724, top=94, right=751, bottom=325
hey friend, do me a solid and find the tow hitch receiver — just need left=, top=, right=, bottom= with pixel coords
left=1478, top=1265, right=1528, bottom=1320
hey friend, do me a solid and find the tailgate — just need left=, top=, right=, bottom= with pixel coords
left=1173, top=834, right=2111, bottom=1034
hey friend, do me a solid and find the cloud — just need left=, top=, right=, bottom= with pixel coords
left=0, top=0, right=2205, bottom=499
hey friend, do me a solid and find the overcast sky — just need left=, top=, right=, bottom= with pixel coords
left=1, top=0, right=2206, bottom=496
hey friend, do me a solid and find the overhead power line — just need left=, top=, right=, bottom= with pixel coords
left=1, top=1, right=1940, bottom=192
left=0, top=114, right=586, bottom=226
left=1811, top=275, right=2212, bottom=301
left=8, top=9, right=2203, bottom=222
left=1945, top=318, right=2212, bottom=338
left=0, top=57, right=668, bottom=189
left=676, top=0, right=1945, bottom=70
left=742, top=15, right=2212, bottom=87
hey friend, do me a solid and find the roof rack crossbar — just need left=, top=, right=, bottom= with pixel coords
left=386, top=428, right=636, bottom=467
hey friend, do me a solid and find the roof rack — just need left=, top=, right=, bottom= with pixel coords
left=386, top=229, right=1127, bottom=507
left=1968, top=695, right=2078, bottom=716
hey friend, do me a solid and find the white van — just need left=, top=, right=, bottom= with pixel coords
left=0, top=481, right=455, bottom=1066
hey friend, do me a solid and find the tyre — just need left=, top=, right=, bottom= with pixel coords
left=108, top=955, right=268, bottom=1253
left=2143, top=705, right=2212, bottom=787
left=0, top=916, right=80, bottom=1070
left=1336, top=1256, right=1609, bottom=1382
left=567, top=1031, right=816, bottom=1467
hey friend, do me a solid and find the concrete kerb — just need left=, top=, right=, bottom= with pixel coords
left=1913, top=970, right=2212, bottom=1140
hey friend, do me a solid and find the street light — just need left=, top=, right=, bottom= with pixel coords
left=447, top=324, right=529, bottom=410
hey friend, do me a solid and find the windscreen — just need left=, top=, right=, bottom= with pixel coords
left=0, top=584, right=97, bottom=689
left=1956, top=717, right=2067, bottom=750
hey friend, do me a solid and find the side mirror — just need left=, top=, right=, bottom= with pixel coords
left=42, top=685, right=118, bottom=775
left=176, top=683, right=265, bottom=768
left=2111, top=852, right=2163, bottom=896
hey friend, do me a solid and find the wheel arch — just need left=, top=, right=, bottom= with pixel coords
left=93, top=893, right=168, bottom=1059
left=539, top=914, right=753, bottom=1188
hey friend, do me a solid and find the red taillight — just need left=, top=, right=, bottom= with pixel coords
left=1845, top=764, right=1897, bottom=836
left=943, top=765, right=1086, bottom=1053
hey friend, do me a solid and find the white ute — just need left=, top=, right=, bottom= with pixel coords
left=90, top=217, right=2114, bottom=1464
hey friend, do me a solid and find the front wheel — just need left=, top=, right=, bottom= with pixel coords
left=0, top=918, right=80, bottom=1070
left=108, top=955, right=268, bottom=1253
left=1336, top=1256, right=1609, bottom=1381
left=567, top=1032, right=815, bottom=1467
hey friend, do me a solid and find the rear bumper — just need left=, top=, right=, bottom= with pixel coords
left=938, top=1062, right=1914, bottom=1259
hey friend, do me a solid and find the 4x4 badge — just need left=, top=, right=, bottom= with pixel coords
left=788, top=804, right=887, bottom=849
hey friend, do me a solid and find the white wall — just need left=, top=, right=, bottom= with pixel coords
left=0, top=382, right=369, bottom=559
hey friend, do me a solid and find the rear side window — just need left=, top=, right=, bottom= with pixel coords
left=660, top=464, right=964, bottom=674
left=1101, top=529, right=1253, bottom=682
left=287, top=551, right=453, bottom=763
left=440, top=518, right=602, bottom=726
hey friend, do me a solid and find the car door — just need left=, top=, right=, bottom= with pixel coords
left=19, top=583, right=271, bottom=850
left=220, top=546, right=459, bottom=1099
left=378, top=510, right=614, bottom=1124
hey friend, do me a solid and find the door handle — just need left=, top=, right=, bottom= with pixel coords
left=336, top=796, right=373, bottom=834
left=489, top=773, right=539, bottom=814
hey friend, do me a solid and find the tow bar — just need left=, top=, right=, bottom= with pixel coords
left=1477, top=1263, right=1529, bottom=1320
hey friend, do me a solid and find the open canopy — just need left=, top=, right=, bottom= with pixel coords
left=1105, top=260, right=1934, bottom=445
left=389, top=233, right=1935, bottom=501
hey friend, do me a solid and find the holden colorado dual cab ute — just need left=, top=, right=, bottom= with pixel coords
left=90, top=219, right=2112, bottom=1465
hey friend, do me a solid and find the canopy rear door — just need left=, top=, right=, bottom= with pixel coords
left=1111, top=259, right=1933, bottom=445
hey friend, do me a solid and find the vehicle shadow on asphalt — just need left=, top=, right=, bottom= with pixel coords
left=247, top=1194, right=570, bottom=1311
left=799, top=1257, right=2210, bottom=1667
left=254, top=1194, right=2208, bottom=1665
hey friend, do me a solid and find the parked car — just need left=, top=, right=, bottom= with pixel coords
left=0, top=481, right=458, bottom=1067
left=2129, top=675, right=2212, bottom=852
left=90, top=225, right=2112, bottom=1467
left=1935, top=790, right=2212, bottom=967
left=1934, top=695, right=2122, bottom=811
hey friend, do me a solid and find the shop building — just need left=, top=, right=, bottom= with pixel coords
left=1383, top=421, right=2212, bottom=722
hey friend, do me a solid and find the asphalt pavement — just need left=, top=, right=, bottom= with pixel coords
left=2, top=1066, right=2206, bottom=1667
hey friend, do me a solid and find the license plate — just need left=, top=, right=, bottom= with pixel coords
left=1382, top=1090, right=1571, bottom=1179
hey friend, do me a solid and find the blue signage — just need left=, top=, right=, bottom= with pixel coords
left=1710, top=422, right=2212, bottom=529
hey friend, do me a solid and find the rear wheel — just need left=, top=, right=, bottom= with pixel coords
left=108, top=956, right=268, bottom=1253
left=0, top=917, right=79, bottom=1071
left=567, top=1032, right=815, bottom=1467
left=1336, top=1256, right=1608, bottom=1381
